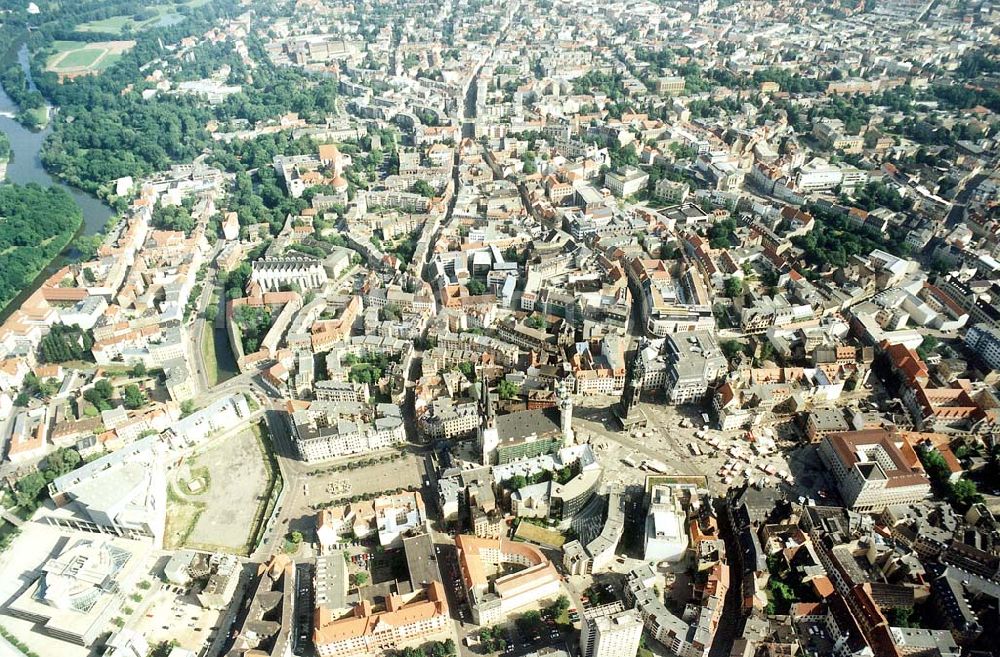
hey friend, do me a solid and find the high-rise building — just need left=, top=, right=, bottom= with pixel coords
left=580, top=603, right=643, bottom=657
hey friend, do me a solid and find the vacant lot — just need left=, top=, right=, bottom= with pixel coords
left=45, top=40, right=135, bottom=79
left=166, top=428, right=273, bottom=554
left=513, top=521, right=566, bottom=548
left=131, top=586, right=227, bottom=653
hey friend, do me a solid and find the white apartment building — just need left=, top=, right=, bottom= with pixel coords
left=795, top=158, right=843, bottom=192
left=291, top=403, right=406, bottom=462
left=251, top=257, right=329, bottom=292
left=644, top=484, right=690, bottom=562
left=604, top=166, right=649, bottom=198
left=964, top=323, right=1000, bottom=371
left=581, top=604, right=643, bottom=657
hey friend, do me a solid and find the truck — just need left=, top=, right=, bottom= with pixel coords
left=643, top=459, right=670, bottom=474
left=689, top=443, right=702, bottom=456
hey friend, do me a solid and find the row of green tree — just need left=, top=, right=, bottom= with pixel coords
left=233, top=305, right=274, bottom=354
left=391, top=640, right=456, bottom=657
left=39, top=324, right=94, bottom=363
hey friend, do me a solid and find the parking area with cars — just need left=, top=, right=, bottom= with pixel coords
left=131, top=586, right=227, bottom=652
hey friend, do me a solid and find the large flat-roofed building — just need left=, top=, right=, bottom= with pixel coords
left=45, top=435, right=167, bottom=547
left=664, top=332, right=727, bottom=405
left=644, top=484, right=690, bottom=562
left=818, top=429, right=931, bottom=512
left=403, top=532, right=442, bottom=591
left=564, top=486, right=626, bottom=576
left=7, top=537, right=146, bottom=646
left=315, top=552, right=349, bottom=613
left=456, top=535, right=562, bottom=626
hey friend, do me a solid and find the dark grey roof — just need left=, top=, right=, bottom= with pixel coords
left=495, top=407, right=561, bottom=443
left=403, top=532, right=442, bottom=590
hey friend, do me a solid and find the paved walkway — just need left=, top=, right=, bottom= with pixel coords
left=0, top=510, right=23, bottom=528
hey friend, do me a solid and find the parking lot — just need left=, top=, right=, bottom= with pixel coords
left=131, top=586, right=227, bottom=652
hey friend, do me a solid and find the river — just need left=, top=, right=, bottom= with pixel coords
left=0, top=45, right=114, bottom=236
left=0, top=45, right=117, bottom=321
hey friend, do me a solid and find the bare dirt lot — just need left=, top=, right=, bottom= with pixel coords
left=166, top=429, right=272, bottom=554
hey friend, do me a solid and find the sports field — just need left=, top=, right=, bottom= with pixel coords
left=45, top=40, right=135, bottom=80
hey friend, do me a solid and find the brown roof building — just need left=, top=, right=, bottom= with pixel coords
left=455, top=535, right=562, bottom=626
left=313, top=581, right=449, bottom=657
left=818, top=429, right=930, bottom=513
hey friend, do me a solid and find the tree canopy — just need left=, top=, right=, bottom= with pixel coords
left=0, top=184, right=83, bottom=314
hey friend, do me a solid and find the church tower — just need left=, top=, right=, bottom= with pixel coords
left=557, top=380, right=574, bottom=445
left=478, top=378, right=499, bottom=465
left=615, top=341, right=648, bottom=430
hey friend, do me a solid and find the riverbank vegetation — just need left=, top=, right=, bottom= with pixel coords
left=0, top=64, right=47, bottom=129
left=0, top=183, right=83, bottom=313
